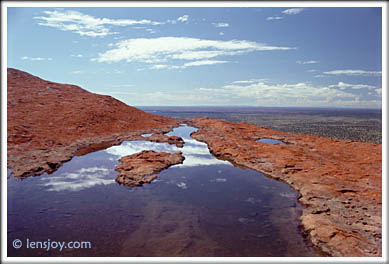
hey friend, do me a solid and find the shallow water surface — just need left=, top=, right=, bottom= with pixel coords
left=8, top=125, right=317, bottom=257
left=256, top=138, right=285, bottom=145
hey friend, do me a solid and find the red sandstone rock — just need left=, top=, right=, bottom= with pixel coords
left=115, top=150, right=185, bottom=187
left=147, top=133, right=185, bottom=147
left=187, top=117, right=382, bottom=257
left=7, top=68, right=382, bottom=257
left=7, top=68, right=179, bottom=177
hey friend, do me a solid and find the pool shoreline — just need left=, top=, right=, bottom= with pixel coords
left=7, top=118, right=381, bottom=257
left=187, top=117, right=382, bottom=257
left=7, top=120, right=184, bottom=179
left=8, top=123, right=318, bottom=257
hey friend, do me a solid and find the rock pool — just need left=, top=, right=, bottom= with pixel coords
left=256, top=138, right=285, bottom=145
left=7, top=125, right=317, bottom=257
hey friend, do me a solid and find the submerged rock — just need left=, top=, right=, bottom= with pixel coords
left=188, top=117, right=382, bottom=257
left=115, top=150, right=185, bottom=187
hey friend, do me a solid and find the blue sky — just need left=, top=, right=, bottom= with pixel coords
left=7, top=7, right=383, bottom=108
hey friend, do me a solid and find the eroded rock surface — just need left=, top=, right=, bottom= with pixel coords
left=146, top=133, right=185, bottom=148
left=7, top=68, right=180, bottom=178
left=188, top=117, right=382, bottom=257
left=115, top=150, right=185, bottom=187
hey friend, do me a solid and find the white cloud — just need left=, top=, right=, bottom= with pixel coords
left=150, top=60, right=228, bottom=70
left=71, top=54, right=83, bottom=58
left=213, top=22, right=229, bottom=28
left=219, top=32, right=225, bottom=36
left=323, top=69, right=382, bottom=76
left=182, top=60, right=228, bottom=67
left=296, top=60, right=319, bottom=64
left=306, top=69, right=317, bottom=72
left=70, top=70, right=83, bottom=74
left=21, top=56, right=52, bottom=61
left=329, top=82, right=376, bottom=90
left=177, top=15, right=189, bottom=22
left=266, top=16, right=283, bottom=21
left=151, top=64, right=170, bottom=69
left=115, top=89, right=232, bottom=106
left=222, top=81, right=356, bottom=101
left=93, top=37, right=295, bottom=68
left=282, top=8, right=304, bottom=15
left=193, top=80, right=377, bottom=107
left=35, top=10, right=132, bottom=37
left=122, top=77, right=381, bottom=107
left=375, top=88, right=382, bottom=95
left=34, top=10, right=180, bottom=37
left=168, top=50, right=223, bottom=60
left=232, top=78, right=269, bottom=84
left=314, top=74, right=326, bottom=78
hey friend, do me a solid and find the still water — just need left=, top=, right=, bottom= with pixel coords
left=256, top=138, right=285, bottom=145
left=8, top=125, right=317, bottom=257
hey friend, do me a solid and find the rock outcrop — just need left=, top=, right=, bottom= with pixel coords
left=7, top=68, right=179, bottom=178
left=115, top=150, right=185, bottom=187
left=146, top=133, right=185, bottom=148
left=187, top=117, right=382, bottom=257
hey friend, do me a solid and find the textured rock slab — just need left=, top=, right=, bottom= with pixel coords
left=146, top=133, right=185, bottom=148
left=115, top=150, right=185, bottom=187
left=187, top=117, right=382, bottom=257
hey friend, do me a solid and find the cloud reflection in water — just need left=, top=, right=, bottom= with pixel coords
left=105, top=135, right=231, bottom=168
left=41, top=125, right=230, bottom=192
left=41, top=167, right=115, bottom=192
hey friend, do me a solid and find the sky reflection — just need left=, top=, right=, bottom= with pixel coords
left=40, top=167, right=115, bottom=192
left=106, top=125, right=231, bottom=168
left=41, top=125, right=230, bottom=192
left=256, top=138, right=285, bottom=145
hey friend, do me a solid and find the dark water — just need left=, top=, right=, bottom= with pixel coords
left=256, top=138, right=285, bottom=145
left=7, top=125, right=317, bottom=257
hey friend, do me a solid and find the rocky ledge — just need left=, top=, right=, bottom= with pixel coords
left=145, top=133, right=185, bottom=148
left=115, top=150, right=185, bottom=187
left=7, top=68, right=181, bottom=178
left=187, top=117, right=382, bottom=257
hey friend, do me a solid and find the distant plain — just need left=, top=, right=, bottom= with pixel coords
left=141, top=107, right=382, bottom=144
